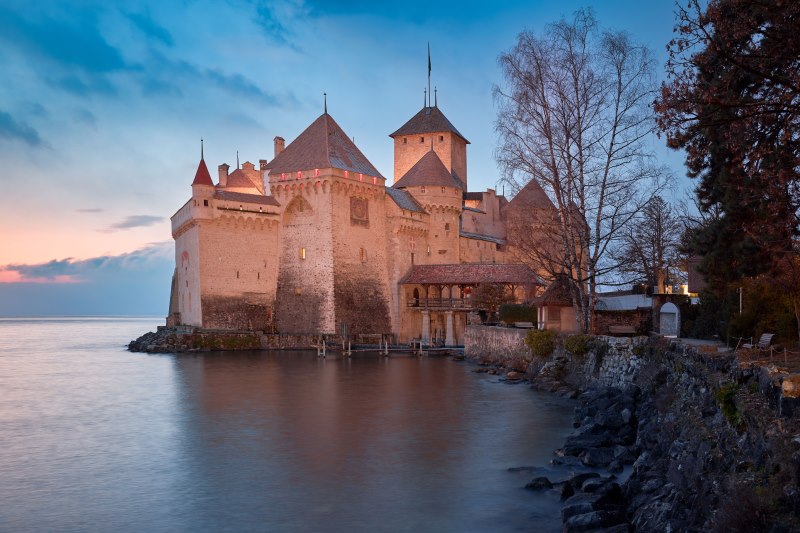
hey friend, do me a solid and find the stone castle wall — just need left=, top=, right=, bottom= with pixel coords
left=199, top=215, right=280, bottom=330
left=392, top=132, right=467, bottom=188
left=272, top=184, right=335, bottom=334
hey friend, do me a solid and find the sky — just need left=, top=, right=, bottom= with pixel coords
left=0, top=0, right=689, bottom=316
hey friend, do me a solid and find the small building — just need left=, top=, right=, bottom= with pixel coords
left=531, top=276, right=581, bottom=333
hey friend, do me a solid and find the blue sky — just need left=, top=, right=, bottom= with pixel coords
left=0, top=0, right=688, bottom=316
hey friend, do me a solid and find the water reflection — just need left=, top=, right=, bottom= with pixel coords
left=172, top=352, right=573, bottom=532
left=0, top=318, right=574, bottom=533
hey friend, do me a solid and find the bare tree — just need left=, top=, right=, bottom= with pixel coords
left=614, top=196, right=683, bottom=292
left=495, top=9, right=669, bottom=333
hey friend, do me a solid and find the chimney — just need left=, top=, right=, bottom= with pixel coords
left=218, top=163, right=230, bottom=187
left=274, top=136, right=285, bottom=158
left=259, top=159, right=269, bottom=172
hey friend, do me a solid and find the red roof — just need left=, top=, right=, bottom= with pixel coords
left=506, top=179, right=555, bottom=210
left=225, top=168, right=261, bottom=190
left=214, top=190, right=280, bottom=206
left=393, top=150, right=463, bottom=190
left=192, top=158, right=213, bottom=186
left=265, top=113, right=384, bottom=178
left=532, top=276, right=576, bottom=307
left=390, top=106, right=469, bottom=144
left=400, top=263, right=544, bottom=285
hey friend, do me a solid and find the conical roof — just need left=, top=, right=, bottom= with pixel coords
left=265, top=113, right=383, bottom=178
left=192, top=158, right=213, bottom=186
left=507, top=179, right=555, bottom=210
left=390, top=106, right=469, bottom=144
left=392, top=150, right=463, bottom=190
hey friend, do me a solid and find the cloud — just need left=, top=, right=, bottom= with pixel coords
left=0, top=110, right=45, bottom=147
left=49, top=74, right=117, bottom=98
left=0, top=242, right=173, bottom=316
left=73, top=107, right=97, bottom=127
left=76, top=208, right=104, bottom=213
left=0, top=5, right=128, bottom=74
left=125, top=11, right=174, bottom=47
left=107, top=215, right=165, bottom=231
left=0, top=241, right=173, bottom=284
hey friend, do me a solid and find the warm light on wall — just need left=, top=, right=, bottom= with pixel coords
left=359, top=173, right=363, bottom=182
left=300, top=247, right=306, bottom=260
left=372, top=176, right=377, bottom=184
left=281, top=173, right=286, bottom=181
left=314, top=168, right=320, bottom=177
left=297, top=171, right=302, bottom=180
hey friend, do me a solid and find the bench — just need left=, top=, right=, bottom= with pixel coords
left=742, top=333, right=775, bottom=351
left=608, top=325, right=636, bottom=336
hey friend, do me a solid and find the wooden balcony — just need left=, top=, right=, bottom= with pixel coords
left=407, top=297, right=473, bottom=310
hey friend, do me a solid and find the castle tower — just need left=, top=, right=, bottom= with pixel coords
left=392, top=147, right=462, bottom=265
left=265, top=112, right=392, bottom=336
left=389, top=104, right=470, bottom=190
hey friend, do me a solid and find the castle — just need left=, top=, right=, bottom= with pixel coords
left=168, top=100, right=571, bottom=345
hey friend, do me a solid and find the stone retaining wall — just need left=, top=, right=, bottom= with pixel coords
left=464, top=325, right=528, bottom=361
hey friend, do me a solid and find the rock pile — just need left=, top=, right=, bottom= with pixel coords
left=557, top=386, right=639, bottom=473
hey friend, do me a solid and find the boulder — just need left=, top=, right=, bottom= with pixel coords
left=525, top=476, right=553, bottom=490
left=581, top=447, right=616, bottom=467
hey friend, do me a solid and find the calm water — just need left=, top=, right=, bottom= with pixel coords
left=0, top=317, right=575, bottom=532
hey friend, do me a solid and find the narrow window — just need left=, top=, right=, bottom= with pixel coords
left=411, top=252, right=415, bottom=265
left=439, top=135, right=444, bottom=142
left=258, top=272, right=260, bottom=280
left=420, top=186, right=426, bottom=193
left=420, top=136, right=424, bottom=143
left=445, top=223, right=450, bottom=231
left=403, top=137, right=407, bottom=144
left=300, top=247, right=306, bottom=260
left=203, top=199, right=209, bottom=206
left=359, top=247, right=367, bottom=262
left=441, top=186, right=445, bottom=193
left=236, top=271, right=239, bottom=278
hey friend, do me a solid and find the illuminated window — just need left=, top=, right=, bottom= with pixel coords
left=300, top=247, right=306, bottom=260
left=359, top=247, right=367, bottom=262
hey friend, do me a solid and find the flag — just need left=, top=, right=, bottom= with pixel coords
left=428, top=42, right=431, bottom=76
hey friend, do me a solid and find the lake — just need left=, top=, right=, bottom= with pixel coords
left=0, top=317, right=574, bottom=532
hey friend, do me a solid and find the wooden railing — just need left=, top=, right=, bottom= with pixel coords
left=407, top=297, right=473, bottom=309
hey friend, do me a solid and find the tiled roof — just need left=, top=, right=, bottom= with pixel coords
left=460, top=231, right=506, bottom=245
left=532, top=275, right=576, bottom=307
left=192, top=158, right=214, bottom=186
left=463, top=191, right=483, bottom=201
left=400, top=264, right=544, bottom=285
left=392, top=150, right=463, bottom=190
left=225, top=168, right=261, bottom=190
left=265, top=113, right=384, bottom=178
left=390, top=106, right=469, bottom=144
left=506, top=179, right=555, bottom=210
left=214, top=190, right=280, bottom=206
left=385, top=187, right=427, bottom=213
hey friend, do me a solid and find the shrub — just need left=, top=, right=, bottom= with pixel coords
left=715, top=383, right=742, bottom=430
left=564, top=334, right=592, bottom=358
left=499, top=304, right=536, bottom=324
left=525, top=329, right=558, bottom=358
